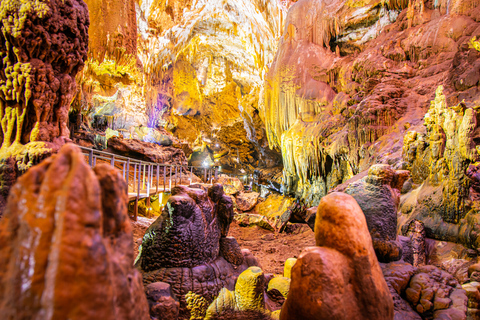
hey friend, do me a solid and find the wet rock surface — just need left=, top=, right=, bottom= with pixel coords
left=281, top=192, right=394, bottom=320
left=0, top=144, right=149, bottom=319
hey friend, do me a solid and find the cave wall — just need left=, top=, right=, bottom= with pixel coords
left=75, top=0, right=290, bottom=172
left=264, top=0, right=480, bottom=205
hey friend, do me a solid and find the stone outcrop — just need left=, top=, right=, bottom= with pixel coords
left=136, top=184, right=259, bottom=319
left=0, top=144, right=149, bottom=319
left=107, top=136, right=188, bottom=165
left=404, top=265, right=467, bottom=318
left=399, top=85, right=480, bottom=248
left=341, top=164, right=408, bottom=262
left=280, top=192, right=394, bottom=320
left=406, top=219, right=427, bottom=267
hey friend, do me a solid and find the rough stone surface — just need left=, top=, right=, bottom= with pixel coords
left=205, top=267, right=268, bottom=319
left=381, top=262, right=421, bottom=320
left=406, top=219, right=427, bottom=267
left=399, top=85, right=480, bottom=249
left=236, top=192, right=260, bottom=212
left=280, top=192, right=394, bottom=320
left=107, top=136, right=188, bottom=165
left=404, top=265, right=467, bottom=319
left=220, top=236, right=244, bottom=266
left=145, top=282, right=180, bottom=320
left=342, top=164, right=405, bottom=262
left=0, top=144, right=149, bottom=319
left=137, top=183, right=259, bottom=319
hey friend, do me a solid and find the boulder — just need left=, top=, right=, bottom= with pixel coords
left=145, top=282, right=179, bottom=320
left=280, top=192, right=394, bottom=320
left=235, top=194, right=296, bottom=232
left=205, top=267, right=271, bottom=319
left=0, top=144, right=149, bottom=319
left=236, top=192, right=260, bottom=211
left=343, top=164, right=407, bottom=262
left=216, top=175, right=244, bottom=195
left=107, top=136, right=187, bottom=165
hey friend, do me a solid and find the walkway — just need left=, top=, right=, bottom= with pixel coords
left=78, top=146, right=218, bottom=220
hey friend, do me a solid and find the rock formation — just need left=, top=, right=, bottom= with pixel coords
left=0, top=0, right=89, bottom=213
left=0, top=144, right=149, bottom=319
left=107, top=136, right=188, bottom=165
left=280, top=192, right=394, bottom=320
left=136, top=183, right=259, bottom=319
left=265, top=0, right=480, bottom=206
left=400, top=85, right=480, bottom=248
left=341, top=164, right=408, bottom=262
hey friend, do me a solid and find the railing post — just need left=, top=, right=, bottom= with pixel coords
left=142, top=163, right=146, bottom=191
left=126, top=158, right=130, bottom=190
left=93, top=155, right=97, bottom=167
left=88, top=149, right=93, bottom=167
left=146, top=165, right=150, bottom=196
left=175, top=166, right=178, bottom=186
left=134, top=163, right=141, bottom=221
left=163, top=166, right=166, bottom=192
left=111, top=155, right=115, bottom=167
left=190, top=166, right=193, bottom=184
left=133, top=163, right=137, bottom=192
left=204, top=168, right=207, bottom=183
left=179, top=166, right=182, bottom=185
left=122, top=161, right=125, bottom=180
left=169, top=166, right=172, bottom=190
left=156, top=164, right=159, bottom=194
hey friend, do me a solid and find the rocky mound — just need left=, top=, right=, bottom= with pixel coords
left=0, top=144, right=149, bottom=319
left=136, top=183, right=259, bottom=319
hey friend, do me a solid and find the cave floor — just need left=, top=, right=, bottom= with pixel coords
left=132, top=217, right=315, bottom=275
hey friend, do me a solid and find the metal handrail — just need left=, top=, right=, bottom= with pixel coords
left=78, top=146, right=219, bottom=221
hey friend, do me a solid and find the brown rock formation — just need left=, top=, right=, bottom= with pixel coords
left=107, top=136, right=188, bottom=165
left=136, top=184, right=259, bottom=319
left=341, top=164, right=408, bottom=262
left=280, top=192, right=394, bottom=320
left=0, top=144, right=149, bottom=319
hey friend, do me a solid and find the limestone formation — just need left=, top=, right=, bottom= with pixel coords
left=0, top=0, right=89, bottom=213
left=0, top=144, right=149, bottom=319
left=406, top=219, right=427, bottom=267
left=205, top=267, right=274, bottom=320
left=400, top=86, right=480, bottom=248
left=343, top=164, right=408, bottom=262
left=235, top=194, right=298, bottom=232
left=136, top=184, right=259, bottom=319
left=280, top=192, right=394, bottom=320
left=145, top=282, right=180, bottom=320
left=236, top=192, right=260, bottom=212
left=107, top=136, right=188, bottom=165
left=404, top=266, right=467, bottom=318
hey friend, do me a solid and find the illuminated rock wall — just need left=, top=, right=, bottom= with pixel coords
left=265, top=0, right=480, bottom=205
left=76, top=0, right=289, bottom=172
